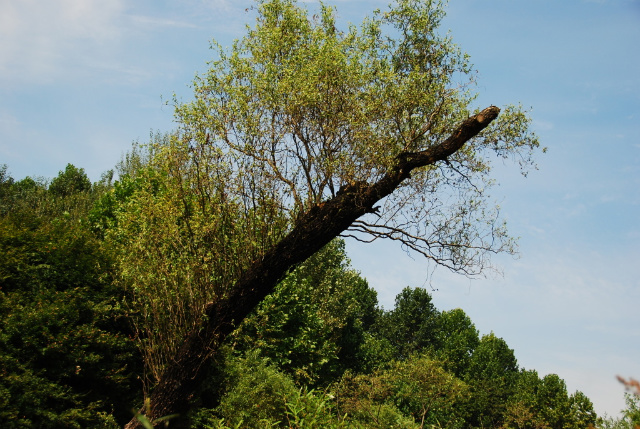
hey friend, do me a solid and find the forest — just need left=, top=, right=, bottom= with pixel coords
left=1, top=0, right=638, bottom=427
left=2, top=161, right=638, bottom=427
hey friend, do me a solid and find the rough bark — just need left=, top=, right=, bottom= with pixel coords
left=124, top=106, right=500, bottom=429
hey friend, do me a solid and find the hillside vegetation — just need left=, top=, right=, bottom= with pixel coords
left=1, top=163, right=617, bottom=428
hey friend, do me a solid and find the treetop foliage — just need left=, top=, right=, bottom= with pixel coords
left=48, top=164, right=92, bottom=198
left=172, top=0, right=541, bottom=276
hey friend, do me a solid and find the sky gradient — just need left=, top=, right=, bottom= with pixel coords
left=1, top=0, right=638, bottom=418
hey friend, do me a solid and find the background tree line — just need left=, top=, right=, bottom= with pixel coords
left=3, top=161, right=636, bottom=428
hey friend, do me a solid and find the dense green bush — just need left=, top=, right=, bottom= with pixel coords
left=232, top=239, right=380, bottom=385
left=0, top=165, right=141, bottom=428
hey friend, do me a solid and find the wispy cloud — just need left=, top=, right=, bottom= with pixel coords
left=129, top=15, right=199, bottom=29
left=0, top=0, right=126, bottom=85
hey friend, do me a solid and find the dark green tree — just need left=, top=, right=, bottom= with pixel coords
left=568, top=390, right=597, bottom=429
left=389, top=355, right=468, bottom=428
left=464, top=333, right=519, bottom=428
left=0, top=169, right=141, bottom=428
left=375, top=287, right=441, bottom=360
left=502, top=369, right=548, bottom=429
left=503, top=370, right=597, bottom=429
left=535, top=374, right=574, bottom=428
left=433, top=308, right=480, bottom=377
left=48, top=163, right=92, bottom=197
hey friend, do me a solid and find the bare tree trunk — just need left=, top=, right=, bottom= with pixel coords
left=124, top=106, right=500, bottom=429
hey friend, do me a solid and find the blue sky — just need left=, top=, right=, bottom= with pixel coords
left=1, top=0, right=638, bottom=418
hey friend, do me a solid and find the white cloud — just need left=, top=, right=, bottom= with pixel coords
left=0, top=0, right=126, bottom=85
left=0, top=0, right=255, bottom=87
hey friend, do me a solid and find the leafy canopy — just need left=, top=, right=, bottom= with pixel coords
left=172, top=0, right=540, bottom=276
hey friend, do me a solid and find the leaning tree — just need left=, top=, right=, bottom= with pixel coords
left=116, top=0, right=541, bottom=426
